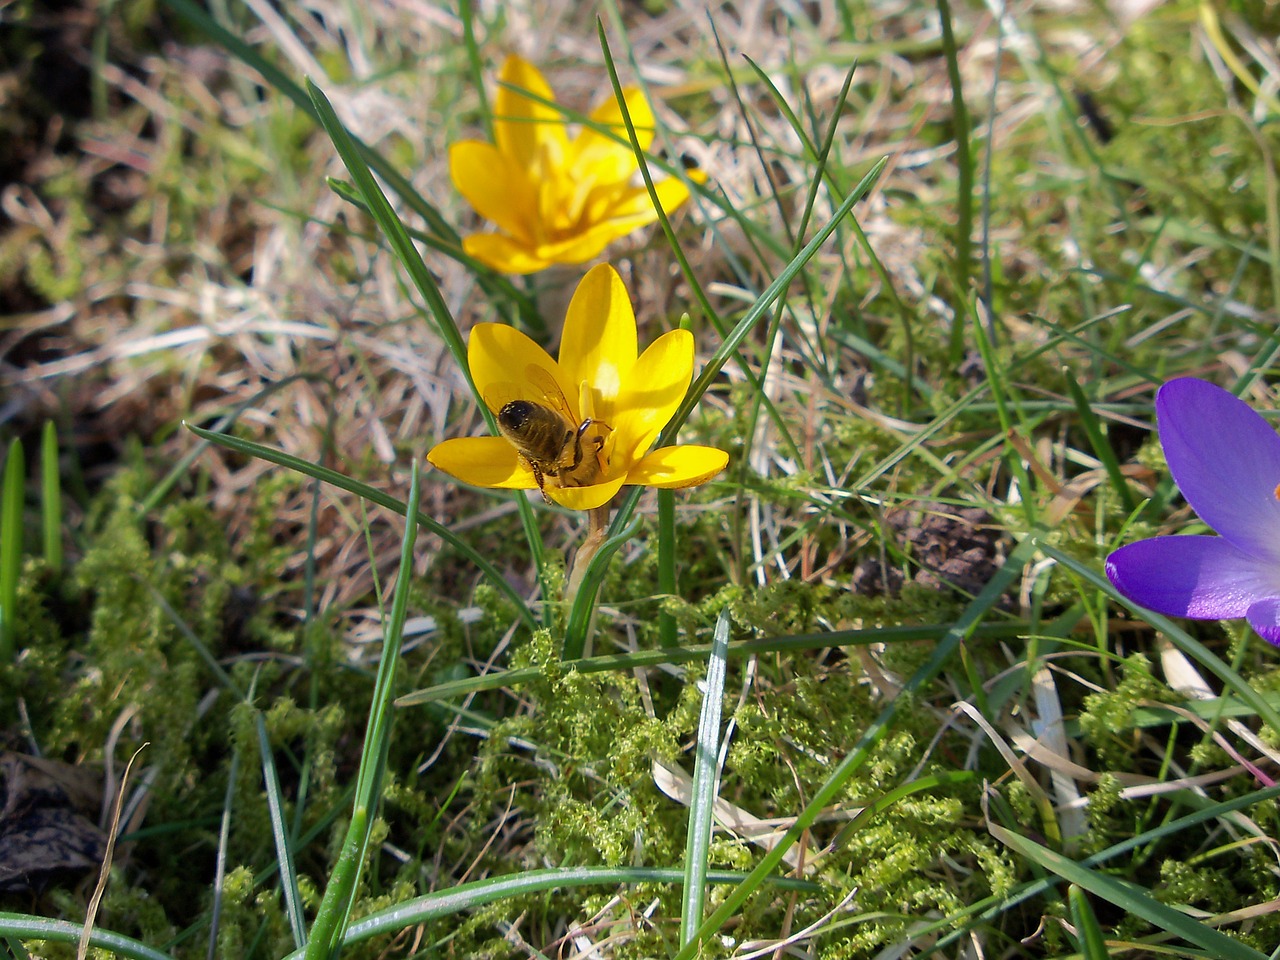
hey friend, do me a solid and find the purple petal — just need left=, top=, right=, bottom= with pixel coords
left=1157, top=378, right=1280, bottom=562
left=1105, top=535, right=1280, bottom=619
left=1246, top=598, right=1280, bottom=646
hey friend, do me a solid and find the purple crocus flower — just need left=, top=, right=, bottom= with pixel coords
left=1106, top=377, right=1280, bottom=645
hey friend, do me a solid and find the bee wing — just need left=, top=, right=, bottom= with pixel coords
left=525, top=365, right=580, bottom=425
left=482, top=381, right=524, bottom=415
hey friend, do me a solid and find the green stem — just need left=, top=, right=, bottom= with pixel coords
left=563, top=506, right=611, bottom=660
left=0, top=439, right=25, bottom=661
left=938, top=0, right=973, bottom=361
left=657, top=490, right=677, bottom=648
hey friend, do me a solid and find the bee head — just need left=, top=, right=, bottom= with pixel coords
left=498, top=400, right=535, bottom=431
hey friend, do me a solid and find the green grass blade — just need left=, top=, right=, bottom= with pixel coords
left=970, top=303, right=1037, bottom=526
left=0, top=914, right=176, bottom=960
left=670, top=531, right=1043, bottom=960
left=991, top=826, right=1266, bottom=960
left=305, top=79, right=468, bottom=380
left=39, top=421, right=61, bottom=573
left=158, top=0, right=457, bottom=242
left=323, top=177, right=538, bottom=330
left=279, top=867, right=817, bottom=958
left=937, top=0, right=973, bottom=352
left=660, top=156, right=886, bottom=445
left=257, top=715, right=307, bottom=948
left=1069, top=885, right=1112, bottom=960
left=1064, top=371, right=1136, bottom=513
left=595, top=21, right=717, bottom=330
left=401, top=619, right=1042, bottom=707
left=458, top=0, right=491, bottom=142
left=562, top=156, right=888, bottom=654
left=906, top=783, right=1280, bottom=955
left=184, top=422, right=537, bottom=632
left=307, top=79, right=548, bottom=587
left=306, top=461, right=421, bottom=959
left=681, top=609, right=730, bottom=946
left=0, top=439, right=25, bottom=662
left=207, top=749, right=240, bottom=960
left=657, top=489, right=677, bottom=648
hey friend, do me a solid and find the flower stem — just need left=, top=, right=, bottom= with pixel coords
left=565, top=506, right=611, bottom=658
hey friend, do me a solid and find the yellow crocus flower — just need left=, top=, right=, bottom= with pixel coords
left=450, top=56, right=700, bottom=275
left=427, top=264, right=727, bottom=509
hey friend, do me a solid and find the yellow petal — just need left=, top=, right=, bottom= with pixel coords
left=547, top=473, right=628, bottom=511
left=463, top=233, right=554, bottom=275
left=526, top=222, right=629, bottom=267
left=596, top=174, right=696, bottom=228
left=610, top=329, right=693, bottom=462
left=467, top=322, right=578, bottom=418
left=494, top=55, right=570, bottom=171
left=427, top=436, right=538, bottom=489
left=450, top=141, right=534, bottom=242
left=626, top=445, right=728, bottom=489
left=558, top=264, right=637, bottom=424
left=568, top=87, right=654, bottom=183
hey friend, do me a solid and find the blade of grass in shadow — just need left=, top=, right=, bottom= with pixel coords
left=280, top=867, right=817, bottom=959
left=206, top=750, right=240, bottom=960
left=1063, top=370, right=1136, bottom=514
left=681, top=609, right=730, bottom=946
left=305, top=461, right=422, bottom=960
left=562, top=157, right=887, bottom=653
left=670, top=531, right=1041, bottom=960
left=145, top=584, right=244, bottom=698
left=184, top=423, right=536, bottom=632
left=0, top=438, right=24, bottom=661
left=1040, top=540, right=1280, bottom=736
left=991, top=825, right=1265, bottom=959
left=257, top=715, right=307, bottom=949
left=39, top=421, right=60, bottom=573
left=307, top=77, right=548, bottom=590
left=1068, top=885, right=1112, bottom=960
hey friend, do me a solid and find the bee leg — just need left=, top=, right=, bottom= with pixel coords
left=530, top=462, right=552, bottom=504
left=566, top=422, right=589, bottom=473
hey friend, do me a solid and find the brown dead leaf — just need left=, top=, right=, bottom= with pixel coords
left=0, top=752, right=106, bottom=893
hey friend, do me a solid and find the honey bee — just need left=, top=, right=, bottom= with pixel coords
left=485, top=365, right=613, bottom=503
